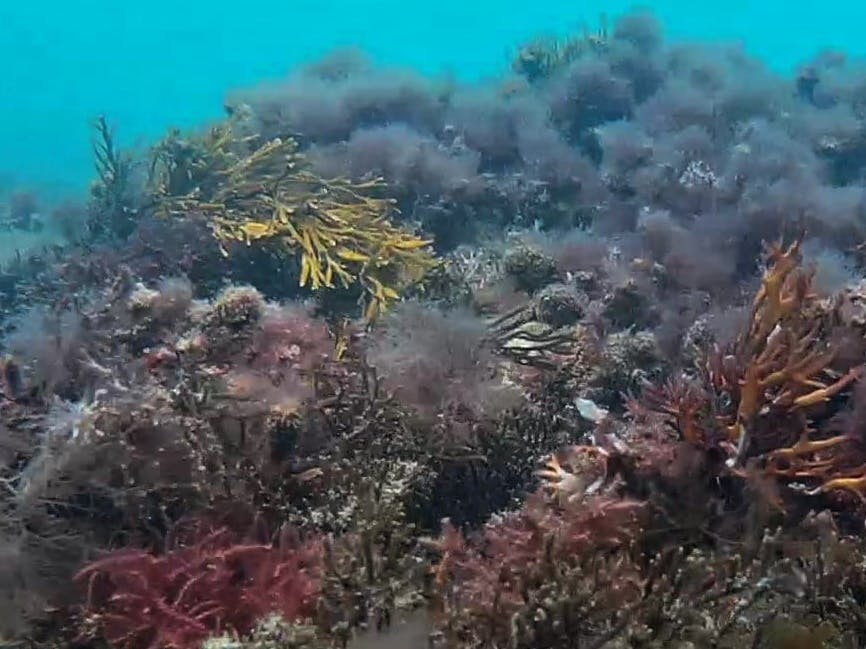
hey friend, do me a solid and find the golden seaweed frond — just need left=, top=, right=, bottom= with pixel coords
left=148, top=121, right=242, bottom=199
left=150, top=122, right=439, bottom=321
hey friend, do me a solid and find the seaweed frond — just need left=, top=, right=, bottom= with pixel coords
left=151, top=124, right=438, bottom=321
left=512, top=16, right=609, bottom=82
left=725, top=237, right=860, bottom=466
left=148, top=122, right=240, bottom=199
left=88, top=115, right=139, bottom=240
left=640, top=235, right=866, bottom=505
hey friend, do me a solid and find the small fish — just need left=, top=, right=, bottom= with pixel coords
left=292, top=467, right=323, bottom=484
left=574, top=397, right=609, bottom=423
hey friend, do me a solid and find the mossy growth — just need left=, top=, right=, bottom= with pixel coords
left=149, top=120, right=439, bottom=322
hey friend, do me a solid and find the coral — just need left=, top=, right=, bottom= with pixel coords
left=75, top=522, right=322, bottom=649
left=151, top=122, right=438, bottom=321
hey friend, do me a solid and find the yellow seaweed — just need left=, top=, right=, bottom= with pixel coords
left=150, top=124, right=439, bottom=320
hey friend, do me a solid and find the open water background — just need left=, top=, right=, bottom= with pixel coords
left=1, top=0, right=865, bottom=198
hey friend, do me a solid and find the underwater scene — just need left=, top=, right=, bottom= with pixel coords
left=9, top=3, right=866, bottom=648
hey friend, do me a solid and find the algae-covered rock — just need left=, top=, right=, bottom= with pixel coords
left=535, top=283, right=587, bottom=327
left=503, top=245, right=558, bottom=293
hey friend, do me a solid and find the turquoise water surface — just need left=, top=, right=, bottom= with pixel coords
left=1, top=1, right=865, bottom=198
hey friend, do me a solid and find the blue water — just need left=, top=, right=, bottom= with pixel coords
left=2, top=0, right=866, bottom=199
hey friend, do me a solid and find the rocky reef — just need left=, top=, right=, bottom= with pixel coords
left=5, top=9, right=866, bottom=649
